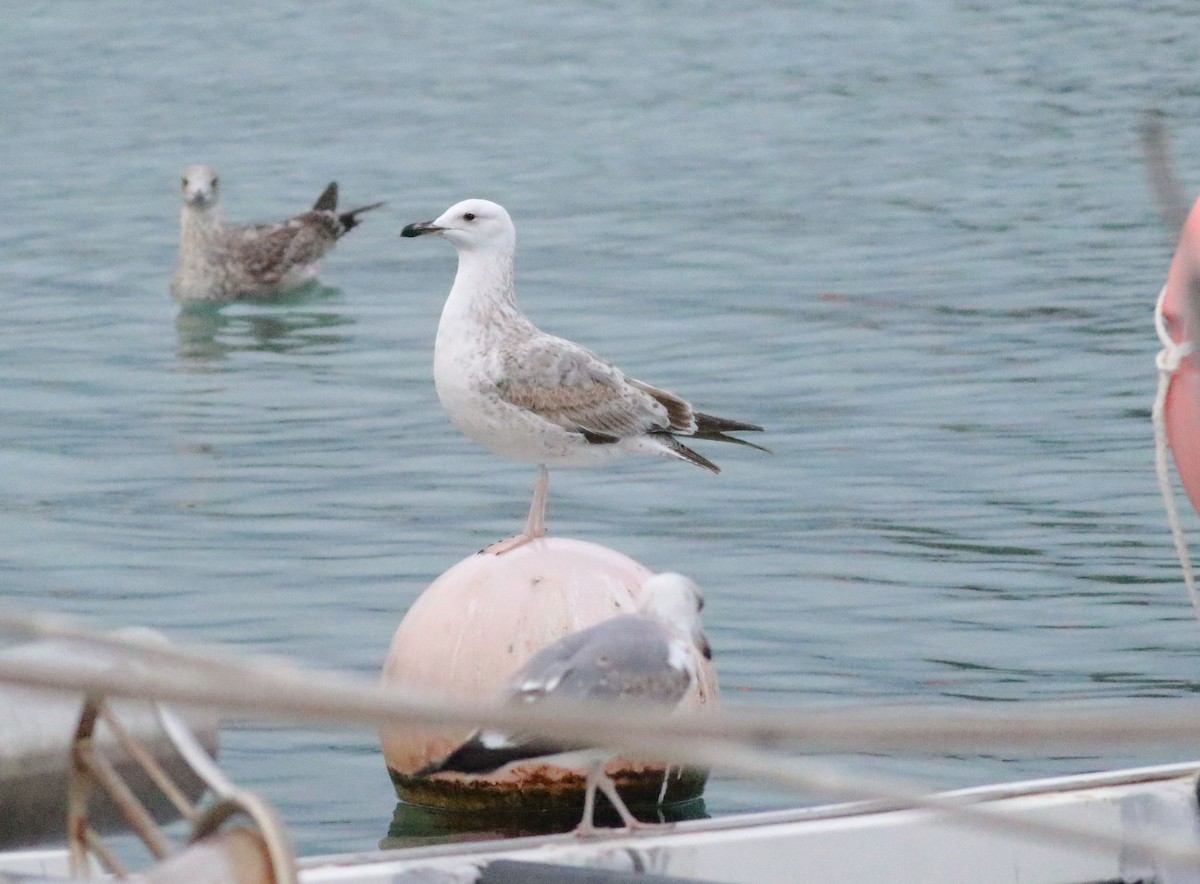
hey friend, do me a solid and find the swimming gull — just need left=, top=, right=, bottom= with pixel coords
left=171, top=164, right=383, bottom=301
left=416, top=571, right=711, bottom=835
left=401, top=199, right=766, bottom=553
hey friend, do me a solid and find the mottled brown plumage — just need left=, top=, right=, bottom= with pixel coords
left=403, top=198, right=766, bottom=552
left=171, top=165, right=382, bottom=301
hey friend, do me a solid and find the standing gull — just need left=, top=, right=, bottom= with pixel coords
left=171, top=165, right=383, bottom=301
left=416, top=572, right=711, bottom=835
left=401, top=199, right=766, bottom=553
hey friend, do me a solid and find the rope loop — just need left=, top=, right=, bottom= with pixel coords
left=1152, top=285, right=1200, bottom=625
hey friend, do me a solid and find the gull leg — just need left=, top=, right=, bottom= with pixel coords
left=573, top=763, right=603, bottom=838
left=483, top=466, right=550, bottom=556
left=522, top=464, right=549, bottom=539
left=593, top=769, right=641, bottom=830
left=575, top=760, right=641, bottom=837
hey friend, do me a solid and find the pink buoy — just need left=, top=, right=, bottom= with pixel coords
left=1159, top=196, right=1200, bottom=514
left=379, top=537, right=718, bottom=812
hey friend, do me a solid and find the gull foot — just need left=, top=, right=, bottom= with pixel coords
left=480, top=534, right=538, bottom=556
left=571, top=819, right=675, bottom=839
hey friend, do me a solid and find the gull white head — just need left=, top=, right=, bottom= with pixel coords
left=180, top=164, right=219, bottom=210
left=401, top=199, right=515, bottom=254
left=636, top=572, right=711, bottom=660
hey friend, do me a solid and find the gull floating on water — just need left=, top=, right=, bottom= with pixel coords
left=401, top=199, right=766, bottom=553
left=171, top=164, right=383, bottom=302
left=416, top=572, right=711, bottom=835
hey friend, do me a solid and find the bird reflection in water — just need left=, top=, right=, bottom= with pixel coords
left=382, top=796, right=707, bottom=849
left=173, top=283, right=352, bottom=364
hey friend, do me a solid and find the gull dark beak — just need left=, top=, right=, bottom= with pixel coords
left=401, top=220, right=443, bottom=238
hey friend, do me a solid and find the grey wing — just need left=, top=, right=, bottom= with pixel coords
left=465, top=617, right=691, bottom=763
left=506, top=616, right=692, bottom=710
left=495, top=335, right=697, bottom=439
left=228, top=213, right=340, bottom=284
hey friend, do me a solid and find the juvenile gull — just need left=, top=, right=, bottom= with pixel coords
left=171, top=165, right=383, bottom=301
left=416, top=572, right=711, bottom=835
left=401, top=199, right=766, bottom=553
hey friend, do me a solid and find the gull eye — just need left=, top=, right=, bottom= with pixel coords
left=463, top=212, right=476, bottom=221
left=181, top=177, right=188, bottom=188
left=211, top=177, right=218, bottom=187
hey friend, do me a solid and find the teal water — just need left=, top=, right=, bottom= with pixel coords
left=4, top=0, right=1200, bottom=856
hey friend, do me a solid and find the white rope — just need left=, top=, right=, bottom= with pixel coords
left=11, top=609, right=1200, bottom=752
left=5, top=629, right=1200, bottom=869
left=1152, top=285, right=1200, bottom=624
left=9, top=610, right=1200, bottom=867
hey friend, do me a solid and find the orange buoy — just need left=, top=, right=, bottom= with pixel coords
left=1158, top=196, right=1200, bottom=514
left=379, top=538, right=718, bottom=812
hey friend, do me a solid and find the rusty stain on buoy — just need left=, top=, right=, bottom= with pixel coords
left=380, top=537, right=718, bottom=812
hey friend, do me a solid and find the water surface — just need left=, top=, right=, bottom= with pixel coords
left=3, top=0, right=1200, bottom=855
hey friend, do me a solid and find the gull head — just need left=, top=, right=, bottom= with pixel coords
left=636, top=572, right=712, bottom=660
left=180, top=164, right=219, bottom=210
left=401, top=199, right=515, bottom=254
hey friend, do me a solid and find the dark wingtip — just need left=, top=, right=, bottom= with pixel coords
left=660, top=435, right=721, bottom=473
left=338, top=201, right=384, bottom=233
left=313, top=182, right=338, bottom=212
left=691, top=412, right=770, bottom=453
left=694, top=432, right=772, bottom=454
left=694, top=412, right=764, bottom=434
left=419, top=738, right=526, bottom=776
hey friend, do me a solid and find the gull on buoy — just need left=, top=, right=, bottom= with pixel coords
left=415, top=572, right=710, bottom=835
left=379, top=538, right=718, bottom=813
left=400, top=198, right=766, bottom=554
